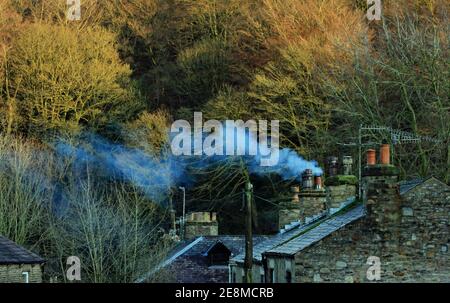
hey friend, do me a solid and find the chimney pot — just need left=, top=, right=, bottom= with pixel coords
left=314, top=176, right=322, bottom=190
left=367, top=149, right=376, bottom=166
left=342, top=156, right=353, bottom=175
left=302, top=169, right=314, bottom=189
left=380, top=144, right=390, bottom=165
left=327, top=156, right=339, bottom=177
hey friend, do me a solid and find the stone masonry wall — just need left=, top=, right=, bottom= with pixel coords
left=185, top=222, right=219, bottom=239
left=0, top=264, right=43, bottom=283
left=399, top=178, right=450, bottom=279
left=299, top=191, right=327, bottom=222
left=326, top=185, right=356, bottom=209
left=278, top=203, right=301, bottom=229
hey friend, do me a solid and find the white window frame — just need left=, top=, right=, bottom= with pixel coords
left=22, top=271, right=30, bottom=283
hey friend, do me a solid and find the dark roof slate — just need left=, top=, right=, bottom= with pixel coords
left=231, top=219, right=324, bottom=264
left=399, top=178, right=425, bottom=195
left=173, top=235, right=270, bottom=258
left=231, top=197, right=357, bottom=264
left=265, top=204, right=365, bottom=256
left=162, top=235, right=269, bottom=283
left=0, top=236, right=45, bottom=265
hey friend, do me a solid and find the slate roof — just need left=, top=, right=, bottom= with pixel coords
left=399, top=178, right=425, bottom=195
left=141, top=235, right=270, bottom=283
left=231, top=219, right=324, bottom=264
left=231, top=196, right=357, bottom=264
left=265, top=204, right=365, bottom=256
left=0, top=236, right=45, bottom=265
left=399, top=177, right=450, bottom=195
left=164, top=236, right=269, bottom=260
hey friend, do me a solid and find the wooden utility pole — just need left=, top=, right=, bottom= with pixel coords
left=244, top=181, right=253, bottom=283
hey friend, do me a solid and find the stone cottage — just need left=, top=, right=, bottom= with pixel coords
left=0, top=235, right=45, bottom=283
left=260, top=151, right=449, bottom=282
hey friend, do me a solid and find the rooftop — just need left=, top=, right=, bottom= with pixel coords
left=169, top=235, right=270, bottom=259
left=399, top=178, right=425, bottom=195
left=231, top=196, right=357, bottom=264
left=0, top=235, right=45, bottom=265
left=265, top=204, right=365, bottom=256
left=138, top=235, right=270, bottom=283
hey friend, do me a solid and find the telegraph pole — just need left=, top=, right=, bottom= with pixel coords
left=244, top=181, right=253, bottom=283
left=179, top=186, right=186, bottom=240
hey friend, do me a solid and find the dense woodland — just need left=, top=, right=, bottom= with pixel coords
left=0, top=0, right=448, bottom=282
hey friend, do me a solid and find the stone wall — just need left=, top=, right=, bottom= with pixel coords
left=399, top=178, right=450, bottom=280
left=185, top=211, right=219, bottom=239
left=0, top=264, right=43, bottom=283
left=326, top=184, right=356, bottom=209
left=293, top=219, right=384, bottom=283
left=299, top=191, right=327, bottom=222
left=185, top=222, right=218, bottom=239
left=278, top=203, right=301, bottom=229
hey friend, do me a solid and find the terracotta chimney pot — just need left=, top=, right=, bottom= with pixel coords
left=367, top=149, right=376, bottom=166
left=314, top=176, right=322, bottom=190
left=380, top=144, right=390, bottom=165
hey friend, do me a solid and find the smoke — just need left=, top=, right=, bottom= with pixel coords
left=55, top=134, right=187, bottom=203
left=250, top=148, right=323, bottom=179
left=170, top=119, right=323, bottom=179
left=54, top=124, right=322, bottom=202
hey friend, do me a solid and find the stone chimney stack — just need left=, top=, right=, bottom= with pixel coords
left=184, top=212, right=219, bottom=239
left=325, top=156, right=357, bottom=211
left=362, top=144, right=401, bottom=231
left=277, top=170, right=327, bottom=230
left=278, top=186, right=302, bottom=230
left=298, top=170, right=327, bottom=223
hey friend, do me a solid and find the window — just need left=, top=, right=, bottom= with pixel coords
left=22, top=272, right=29, bottom=283
left=260, top=274, right=265, bottom=283
left=286, top=271, right=292, bottom=283
left=232, top=272, right=236, bottom=283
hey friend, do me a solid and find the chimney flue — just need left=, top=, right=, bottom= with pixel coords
left=327, top=157, right=339, bottom=177
left=367, top=149, right=376, bottom=166
left=380, top=144, right=390, bottom=165
left=314, top=176, right=322, bottom=190
left=342, top=156, right=353, bottom=175
left=302, top=169, right=314, bottom=189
